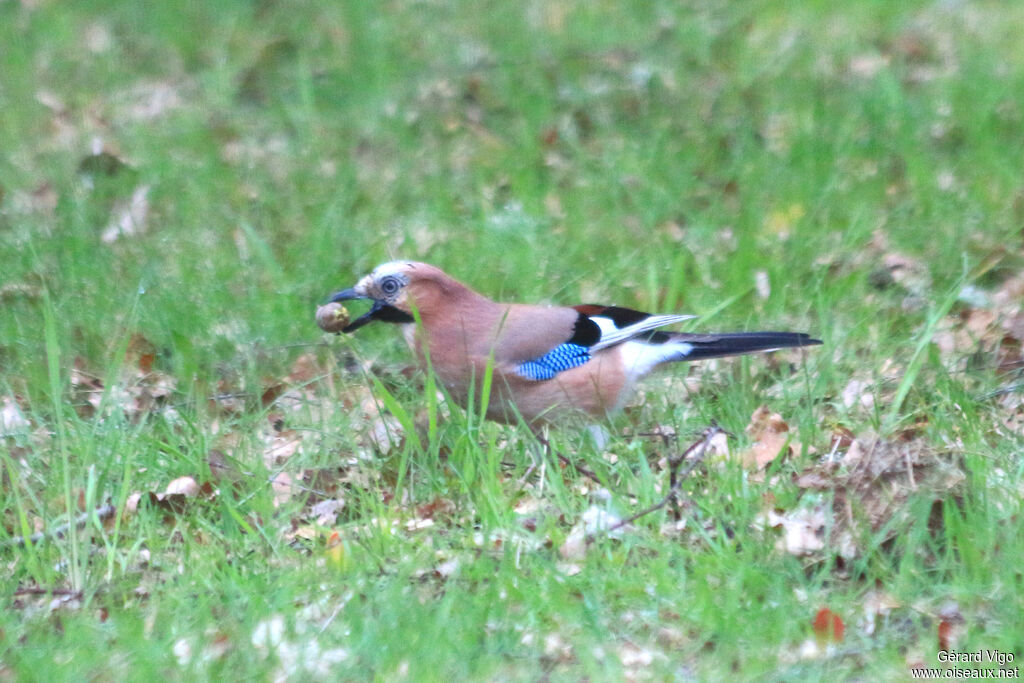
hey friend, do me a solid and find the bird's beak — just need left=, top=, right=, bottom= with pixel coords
left=328, top=288, right=379, bottom=333
left=329, top=288, right=367, bottom=304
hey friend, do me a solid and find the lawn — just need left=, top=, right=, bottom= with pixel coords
left=2, top=0, right=1023, bottom=679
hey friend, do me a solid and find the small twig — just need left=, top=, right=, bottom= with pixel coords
left=586, top=426, right=719, bottom=543
left=7, top=504, right=117, bottom=548
left=667, top=425, right=728, bottom=518
left=13, top=587, right=84, bottom=598
left=533, top=432, right=603, bottom=486
left=978, top=382, right=1024, bottom=401
left=623, top=430, right=679, bottom=447
left=904, top=448, right=917, bottom=490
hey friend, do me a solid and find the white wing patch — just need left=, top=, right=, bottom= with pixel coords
left=589, top=313, right=695, bottom=352
left=609, top=338, right=695, bottom=412
left=618, top=339, right=694, bottom=381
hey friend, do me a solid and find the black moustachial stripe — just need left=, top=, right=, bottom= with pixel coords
left=373, top=305, right=415, bottom=324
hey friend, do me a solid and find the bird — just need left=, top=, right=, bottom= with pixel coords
left=326, top=261, right=820, bottom=428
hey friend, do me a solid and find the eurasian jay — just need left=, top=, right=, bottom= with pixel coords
left=327, top=261, right=820, bottom=427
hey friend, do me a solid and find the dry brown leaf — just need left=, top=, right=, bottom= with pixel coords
left=207, top=449, right=246, bottom=489
left=0, top=395, right=31, bottom=436
left=165, top=476, right=200, bottom=497
left=125, top=492, right=143, bottom=514
left=263, top=431, right=301, bottom=466
left=271, top=471, right=296, bottom=508
left=287, top=352, right=325, bottom=384
left=937, top=601, right=966, bottom=652
left=761, top=506, right=826, bottom=556
left=786, top=434, right=964, bottom=560
left=840, top=379, right=875, bottom=411
left=740, top=405, right=794, bottom=470
left=812, top=607, right=845, bottom=644
left=148, top=476, right=213, bottom=514
left=366, top=414, right=403, bottom=454
left=993, top=273, right=1024, bottom=311
left=559, top=533, right=587, bottom=561
left=70, top=360, right=105, bottom=417
left=830, top=426, right=856, bottom=452
left=559, top=505, right=626, bottom=560
left=101, top=184, right=150, bottom=244
left=433, top=558, right=460, bottom=579
left=68, top=351, right=176, bottom=422
left=1004, top=312, right=1024, bottom=342
left=860, top=589, right=901, bottom=636
left=618, top=640, right=659, bottom=673
left=849, top=53, right=890, bottom=78
left=416, top=498, right=456, bottom=520
left=310, top=498, right=344, bottom=526
left=754, top=270, right=771, bottom=300
left=115, top=80, right=184, bottom=122
left=0, top=282, right=43, bottom=302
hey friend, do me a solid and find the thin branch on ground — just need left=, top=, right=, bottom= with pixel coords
left=586, top=425, right=720, bottom=544
left=7, top=503, right=117, bottom=548
left=533, top=432, right=603, bottom=485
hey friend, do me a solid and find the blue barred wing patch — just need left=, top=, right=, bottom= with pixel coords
left=516, top=343, right=592, bottom=381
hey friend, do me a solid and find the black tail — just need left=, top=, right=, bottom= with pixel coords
left=648, top=331, right=821, bottom=361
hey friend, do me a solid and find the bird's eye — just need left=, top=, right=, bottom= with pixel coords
left=379, top=276, right=401, bottom=296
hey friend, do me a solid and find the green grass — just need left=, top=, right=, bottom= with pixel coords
left=3, top=0, right=1024, bottom=679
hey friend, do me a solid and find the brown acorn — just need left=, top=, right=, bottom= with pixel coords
left=315, top=302, right=350, bottom=333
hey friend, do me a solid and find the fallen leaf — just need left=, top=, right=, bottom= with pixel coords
left=207, top=449, right=246, bottom=488
left=762, top=506, right=826, bottom=556
left=559, top=505, right=626, bottom=559
left=618, top=641, right=659, bottom=672
left=263, top=431, right=301, bottom=466
left=165, top=476, right=200, bottom=497
left=310, top=498, right=344, bottom=526
left=849, top=53, right=890, bottom=78
left=784, top=433, right=964, bottom=560
left=115, top=80, right=184, bottom=122
left=0, top=395, right=31, bottom=435
left=0, top=282, right=43, bottom=302
left=271, top=471, right=296, bottom=507
left=840, top=379, right=875, bottom=411
left=937, top=601, right=965, bottom=651
left=812, top=607, right=845, bottom=643
left=125, top=492, right=142, bottom=514
left=754, top=270, right=771, bottom=300
left=860, top=589, right=900, bottom=636
left=365, top=414, right=404, bottom=454
left=415, top=498, right=456, bottom=521
left=101, top=184, right=150, bottom=243
left=287, top=353, right=325, bottom=384
left=78, top=150, right=133, bottom=179
left=325, top=530, right=347, bottom=569
left=740, top=405, right=794, bottom=470
left=433, top=558, right=460, bottom=579
left=147, top=475, right=212, bottom=514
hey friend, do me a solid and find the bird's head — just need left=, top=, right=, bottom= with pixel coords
left=328, top=261, right=451, bottom=333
